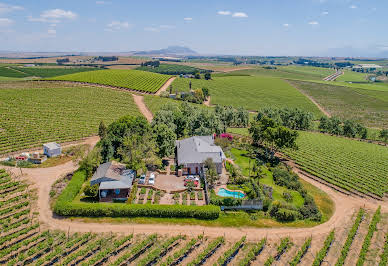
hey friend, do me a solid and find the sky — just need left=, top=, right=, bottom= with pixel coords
left=0, top=0, right=387, bottom=57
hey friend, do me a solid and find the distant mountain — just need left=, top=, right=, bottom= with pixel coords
left=134, top=46, right=197, bottom=56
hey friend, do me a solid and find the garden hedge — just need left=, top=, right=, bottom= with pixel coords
left=54, top=170, right=220, bottom=219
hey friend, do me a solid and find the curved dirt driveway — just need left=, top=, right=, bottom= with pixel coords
left=132, top=94, right=153, bottom=122
left=2, top=154, right=386, bottom=241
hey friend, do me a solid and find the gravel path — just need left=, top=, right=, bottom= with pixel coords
left=132, top=94, right=153, bottom=122
left=1, top=146, right=386, bottom=241
left=155, top=77, right=176, bottom=96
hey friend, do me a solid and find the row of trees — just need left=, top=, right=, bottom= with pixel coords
left=141, top=60, right=160, bottom=67
left=215, top=105, right=249, bottom=131
left=256, top=107, right=314, bottom=130
left=318, top=117, right=368, bottom=139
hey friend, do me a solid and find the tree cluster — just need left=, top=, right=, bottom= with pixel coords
left=141, top=60, right=160, bottom=67
left=95, top=56, right=119, bottom=62
left=318, top=116, right=367, bottom=139
left=379, top=129, right=388, bottom=142
left=249, top=116, right=299, bottom=156
left=216, top=105, right=249, bottom=131
left=56, top=58, right=70, bottom=64
left=256, top=107, right=313, bottom=130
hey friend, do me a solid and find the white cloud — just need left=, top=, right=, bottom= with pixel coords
left=0, top=17, right=12, bottom=27
left=0, top=2, right=23, bottom=14
left=283, top=23, right=290, bottom=27
left=322, top=11, right=329, bottom=15
left=47, top=28, right=56, bottom=35
left=144, top=24, right=175, bottom=32
left=184, top=17, right=192, bottom=21
left=232, top=12, right=248, bottom=18
left=309, top=21, right=319, bottom=25
left=217, top=11, right=231, bottom=15
left=96, top=1, right=111, bottom=4
left=28, top=9, right=77, bottom=23
left=105, top=20, right=131, bottom=31
left=350, top=5, right=357, bottom=9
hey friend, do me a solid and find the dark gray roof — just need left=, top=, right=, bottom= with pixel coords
left=176, top=136, right=226, bottom=165
left=90, top=161, right=134, bottom=190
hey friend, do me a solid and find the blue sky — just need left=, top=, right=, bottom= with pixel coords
left=0, top=0, right=387, bottom=56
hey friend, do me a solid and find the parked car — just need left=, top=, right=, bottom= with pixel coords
left=148, top=173, right=155, bottom=185
left=138, top=174, right=146, bottom=184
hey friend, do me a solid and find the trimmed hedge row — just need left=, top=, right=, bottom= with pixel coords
left=54, top=170, right=220, bottom=219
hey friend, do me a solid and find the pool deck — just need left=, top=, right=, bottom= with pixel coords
left=215, top=185, right=246, bottom=198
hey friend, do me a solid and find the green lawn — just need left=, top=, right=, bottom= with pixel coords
left=283, top=131, right=388, bottom=197
left=0, top=81, right=141, bottom=155
left=287, top=80, right=388, bottom=128
left=172, top=76, right=323, bottom=117
left=229, top=148, right=305, bottom=208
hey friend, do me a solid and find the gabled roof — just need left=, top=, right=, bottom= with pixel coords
left=43, top=142, right=61, bottom=150
left=91, top=161, right=135, bottom=189
left=176, top=136, right=226, bottom=165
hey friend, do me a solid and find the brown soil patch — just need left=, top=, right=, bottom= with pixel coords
left=132, top=94, right=153, bottom=122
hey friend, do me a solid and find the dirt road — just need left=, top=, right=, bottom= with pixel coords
left=2, top=155, right=386, bottom=241
left=155, top=77, right=176, bottom=96
left=132, top=94, right=153, bottom=122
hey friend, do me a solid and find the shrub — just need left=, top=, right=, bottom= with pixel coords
left=83, top=183, right=99, bottom=198
left=54, top=170, right=220, bottom=219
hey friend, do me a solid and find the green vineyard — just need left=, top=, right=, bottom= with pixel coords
left=11, top=67, right=98, bottom=78
left=49, top=69, right=171, bottom=93
left=0, top=169, right=386, bottom=265
left=283, top=131, right=388, bottom=198
left=0, top=82, right=141, bottom=155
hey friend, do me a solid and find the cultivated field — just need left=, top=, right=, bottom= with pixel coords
left=0, top=81, right=140, bottom=155
left=49, top=69, right=171, bottom=93
left=136, top=64, right=206, bottom=74
left=283, top=131, right=388, bottom=198
left=288, top=80, right=388, bottom=128
left=0, top=169, right=387, bottom=265
left=172, top=76, right=323, bottom=116
left=0, top=67, right=29, bottom=78
left=335, top=69, right=368, bottom=82
left=11, top=66, right=98, bottom=78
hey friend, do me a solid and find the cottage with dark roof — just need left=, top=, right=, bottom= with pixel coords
left=176, top=136, right=226, bottom=175
left=90, top=161, right=135, bottom=202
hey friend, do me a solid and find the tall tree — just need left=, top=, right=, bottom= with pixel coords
left=153, top=124, right=176, bottom=158
left=379, top=129, right=388, bottom=142
left=204, top=158, right=219, bottom=188
left=98, top=121, right=107, bottom=139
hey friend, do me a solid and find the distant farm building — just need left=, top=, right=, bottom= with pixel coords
left=43, top=142, right=62, bottom=157
left=353, top=64, right=382, bottom=69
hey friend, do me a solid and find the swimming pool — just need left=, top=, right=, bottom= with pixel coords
left=217, top=188, right=245, bottom=198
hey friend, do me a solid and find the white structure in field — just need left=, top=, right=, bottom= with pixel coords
left=43, top=142, right=62, bottom=157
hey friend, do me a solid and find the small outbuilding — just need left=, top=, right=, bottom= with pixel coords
left=43, top=142, right=62, bottom=158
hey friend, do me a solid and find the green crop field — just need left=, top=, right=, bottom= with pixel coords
left=218, top=66, right=334, bottom=81
left=143, top=95, right=207, bottom=114
left=49, top=69, right=171, bottom=93
left=336, top=70, right=368, bottom=82
left=136, top=64, right=206, bottom=75
left=288, top=80, right=388, bottom=128
left=283, top=131, right=388, bottom=198
left=0, top=67, right=29, bottom=78
left=0, top=82, right=140, bottom=155
left=11, top=67, right=98, bottom=78
left=172, top=76, right=323, bottom=117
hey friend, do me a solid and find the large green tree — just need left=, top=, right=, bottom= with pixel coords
left=153, top=123, right=176, bottom=158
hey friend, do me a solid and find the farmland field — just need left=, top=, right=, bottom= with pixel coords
left=49, top=69, right=171, bottom=93
left=288, top=79, right=388, bottom=128
left=136, top=63, right=207, bottom=75
left=219, top=66, right=335, bottom=80
left=0, top=81, right=141, bottom=155
left=283, top=131, right=388, bottom=198
left=335, top=69, right=368, bottom=82
left=0, top=169, right=387, bottom=265
left=172, top=76, right=323, bottom=117
left=0, top=67, right=29, bottom=78
left=11, top=66, right=98, bottom=78
left=143, top=95, right=207, bottom=114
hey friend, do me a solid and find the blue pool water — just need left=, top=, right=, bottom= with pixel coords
left=217, top=188, right=245, bottom=198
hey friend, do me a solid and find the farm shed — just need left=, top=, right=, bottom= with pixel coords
left=176, top=136, right=226, bottom=175
left=43, top=142, right=62, bottom=157
left=90, top=161, right=135, bottom=202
